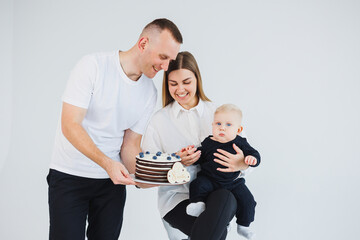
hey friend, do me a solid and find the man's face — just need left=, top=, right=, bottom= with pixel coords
left=212, top=111, right=242, bottom=143
left=140, top=30, right=181, bottom=78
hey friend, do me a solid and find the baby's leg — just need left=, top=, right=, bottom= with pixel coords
left=231, top=183, right=257, bottom=239
left=187, top=175, right=214, bottom=217
left=189, top=174, right=215, bottom=202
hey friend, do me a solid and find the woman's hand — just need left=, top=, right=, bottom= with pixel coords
left=214, top=143, right=248, bottom=172
left=178, top=145, right=201, bottom=166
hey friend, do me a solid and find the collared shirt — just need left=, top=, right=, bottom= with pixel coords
left=142, top=99, right=250, bottom=217
left=142, top=100, right=215, bottom=217
left=170, top=99, right=210, bottom=146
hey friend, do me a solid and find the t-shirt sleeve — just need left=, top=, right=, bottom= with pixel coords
left=62, top=55, right=97, bottom=109
left=130, top=91, right=157, bottom=135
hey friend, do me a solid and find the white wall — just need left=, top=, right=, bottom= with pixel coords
left=0, top=0, right=13, bottom=173
left=1, top=0, right=360, bottom=239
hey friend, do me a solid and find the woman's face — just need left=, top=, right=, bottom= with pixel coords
left=168, top=69, right=198, bottom=110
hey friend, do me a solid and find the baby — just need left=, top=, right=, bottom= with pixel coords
left=186, top=104, right=260, bottom=239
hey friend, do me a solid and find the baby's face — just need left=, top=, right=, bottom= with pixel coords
left=212, top=111, right=242, bottom=143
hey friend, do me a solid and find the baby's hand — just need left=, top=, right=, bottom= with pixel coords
left=178, top=145, right=200, bottom=166
left=180, top=145, right=195, bottom=154
left=244, top=155, right=257, bottom=166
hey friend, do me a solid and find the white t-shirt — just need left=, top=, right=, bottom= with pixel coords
left=50, top=51, right=157, bottom=178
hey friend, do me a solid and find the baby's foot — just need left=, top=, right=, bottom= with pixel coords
left=237, top=225, right=255, bottom=239
left=186, top=202, right=205, bottom=217
left=226, top=222, right=233, bottom=234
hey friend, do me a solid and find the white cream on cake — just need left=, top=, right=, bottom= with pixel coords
left=136, top=152, right=181, bottom=162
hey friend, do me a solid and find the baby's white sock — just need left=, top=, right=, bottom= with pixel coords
left=186, top=202, right=206, bottom=217
left=237, top=225, right=255, bottom=239
left=227, top=222, right=232, bottom=233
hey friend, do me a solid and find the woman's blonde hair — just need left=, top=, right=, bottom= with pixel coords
left=162, top=51, right=210, bottom=107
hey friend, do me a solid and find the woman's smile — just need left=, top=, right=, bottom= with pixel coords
left=176, top=92, right=188, bottom=98
left=168, top=69, right=198, bottom=109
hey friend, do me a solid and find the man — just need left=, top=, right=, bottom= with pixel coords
left=47, top=18, right=182, bottom=240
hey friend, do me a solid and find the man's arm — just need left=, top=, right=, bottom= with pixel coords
left=120, top=129, right=142, bottom=174
left=121, top=128, right=159, bottom=188
left=61, top=102, right=135, bottom=185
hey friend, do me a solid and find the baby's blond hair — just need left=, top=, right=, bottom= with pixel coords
left=215, top=104, right=243, bottom=124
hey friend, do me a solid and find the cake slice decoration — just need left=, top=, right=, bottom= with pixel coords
left=167, top=162, right=191, bottom=184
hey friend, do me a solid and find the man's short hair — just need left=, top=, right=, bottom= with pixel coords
left=143, top=18, right=183, bottom=44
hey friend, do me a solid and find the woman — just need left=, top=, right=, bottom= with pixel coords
left=142, top=51, right=249, bottom=240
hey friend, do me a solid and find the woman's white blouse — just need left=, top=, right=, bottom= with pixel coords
left=142, top=100, right=249, bottom=218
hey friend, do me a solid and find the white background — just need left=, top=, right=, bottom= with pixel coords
left=1, top=0, right=360, bottom=239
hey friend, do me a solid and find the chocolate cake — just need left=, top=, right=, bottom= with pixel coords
left=135, top=151, right=190, bottom=184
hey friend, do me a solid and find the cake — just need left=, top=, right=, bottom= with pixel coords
left=135, top=151, right=190, bottom=184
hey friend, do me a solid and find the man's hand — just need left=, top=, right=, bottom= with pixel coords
left=178, top=145, right=201, bottom=166
left=135, top=182, right=159, bottom=189
left=244, top=155, right=257, bottom=166
left=105, top=160, right=136, bottom=185
left=214, top=143, right=248, bottom=172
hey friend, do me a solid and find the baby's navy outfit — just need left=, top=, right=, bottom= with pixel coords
left=190, top=135, right=260, bottom=226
